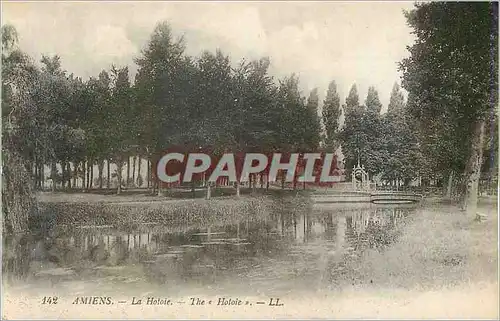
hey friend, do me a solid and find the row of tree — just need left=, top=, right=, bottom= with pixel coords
left=3, top=22, right=326, bottom=200
left=3, top=20, right=418, bottom=197
left=337, top=2, right=498, bottom=210
left=400, top=2, right=498, bottom=215
left=337, top=82, right=422, bottom=186
left=2, top=2, right=498, bottom=232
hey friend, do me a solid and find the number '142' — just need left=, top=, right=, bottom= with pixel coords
left=41, top=296, right=58, bottom=304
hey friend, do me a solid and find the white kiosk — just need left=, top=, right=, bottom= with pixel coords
left=352, top=159, right=370, bottom=191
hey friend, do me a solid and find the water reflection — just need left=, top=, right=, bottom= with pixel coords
left=3, top=205, right=414, bottom=290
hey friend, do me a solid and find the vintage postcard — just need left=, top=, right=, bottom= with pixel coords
left=1, top=1, right=498, bottom=319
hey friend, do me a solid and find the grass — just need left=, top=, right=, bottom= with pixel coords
left=35, top=187, right=312, bottom=203
left=31, top=191, right=313, bottom=232
left=351, top=200, right=498, bottom=290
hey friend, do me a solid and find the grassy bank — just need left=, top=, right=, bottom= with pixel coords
left=35, top=187, right=311, bottom=203
left=347, top=201, right=498, bottom=290
left=32, top=192, right=312, bottom=231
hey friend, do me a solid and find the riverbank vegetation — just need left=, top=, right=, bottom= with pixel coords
left=355, top=201, right=498, bottom=290
left=32, top=191, right=312, bottom=232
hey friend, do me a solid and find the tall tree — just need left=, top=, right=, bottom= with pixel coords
left=134, top=21, right=188, bottom=195
left=93, top=70, right=112, bottom=189
left=381, top=85, right=421, bottom=186
left=400, top=2, right=498, bottom=215
left=38, top=55, right=78, bottom=191
left=305, top=87, right=322, bottom=151
left=362, top=86, right=385, bottom=176
left=2, top=24, right=39, bottom=233
left=387, top=83, right=404, bottom=114
left=231, top=57, right=280, bottom=191
left=340, top=84, right=366, bottom=176
left=109, top=66, right=132, bottom=195
left=365, top=86, right=382, bottom=115
left=322, top=80, right=342, bottom=151
left=306, top=88, right=319, bottom=114
left=344, top=84, right=363, bottom=115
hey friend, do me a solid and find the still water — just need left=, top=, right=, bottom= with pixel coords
left=3, top=204, right=415, bottom=295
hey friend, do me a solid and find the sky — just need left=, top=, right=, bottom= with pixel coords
left=2, top=1, right=416, bottom=113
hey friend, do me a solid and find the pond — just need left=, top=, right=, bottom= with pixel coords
left=2, top=203, right=417, bottom=297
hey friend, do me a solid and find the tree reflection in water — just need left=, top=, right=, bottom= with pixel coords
left=3, top=205, right=414, bottom=291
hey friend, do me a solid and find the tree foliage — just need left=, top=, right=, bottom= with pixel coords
left=322, top=80, right=342, bottom=151
left=400, top=2, right=498, bottom=209
left=2, top=22, right=322, bottom=198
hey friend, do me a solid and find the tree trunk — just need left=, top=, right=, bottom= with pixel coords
left=33, top=160, right=38, bottom=190
left=116, top=160, right=123, bottom=195
left=61, top=162, right=66, bottom=189
left=61, top=163, right=66, bottom=189
left=86, top=161, right=90, bottom=190
left=51, top=162, right=57, bottom=192
left=3, top=150, right=34, bottom=233
left=206, top=182, right=212, bottom=200
left=157, top=181, right=162, bottom=197
left=34, top=161, right=39, bottom=189
left=89, top=160, right=94, bottom=189
left=40, top=163, right=45, bottom=190
left=67, top=162, right=72, bottom=189
left=151, top=158, right=156, bottom=195
left=37, top=162, right=42, bottom=190
left=235, top=181, right=241, bottom=197
left=126, top=156, right=130, bottom=187
left=251, top=174, right=257, bottom=194
left=82, top=161, right=86, bottom=190
left=266, top=174, right=270, bottom=190
left=137, top=157, right=142, bottom=187
left=35, top=162, right=39, bottom=189
left=98, top=160, right=104, bottom=189
left=73, top=162, right=77, bottom=190
left=25, top=162, right=32, bottom=183
left=446, top=170, right=454, bottom=198
left=460, top=119, right=486, bottom=216
left=132, top=156, right=137, bottom=187
left=147, top=158, right=151, bottom=190
left=107, top=160, right=111, bottom=189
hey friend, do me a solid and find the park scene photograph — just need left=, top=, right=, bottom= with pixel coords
left=1, top=1, right=498, bottom=319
